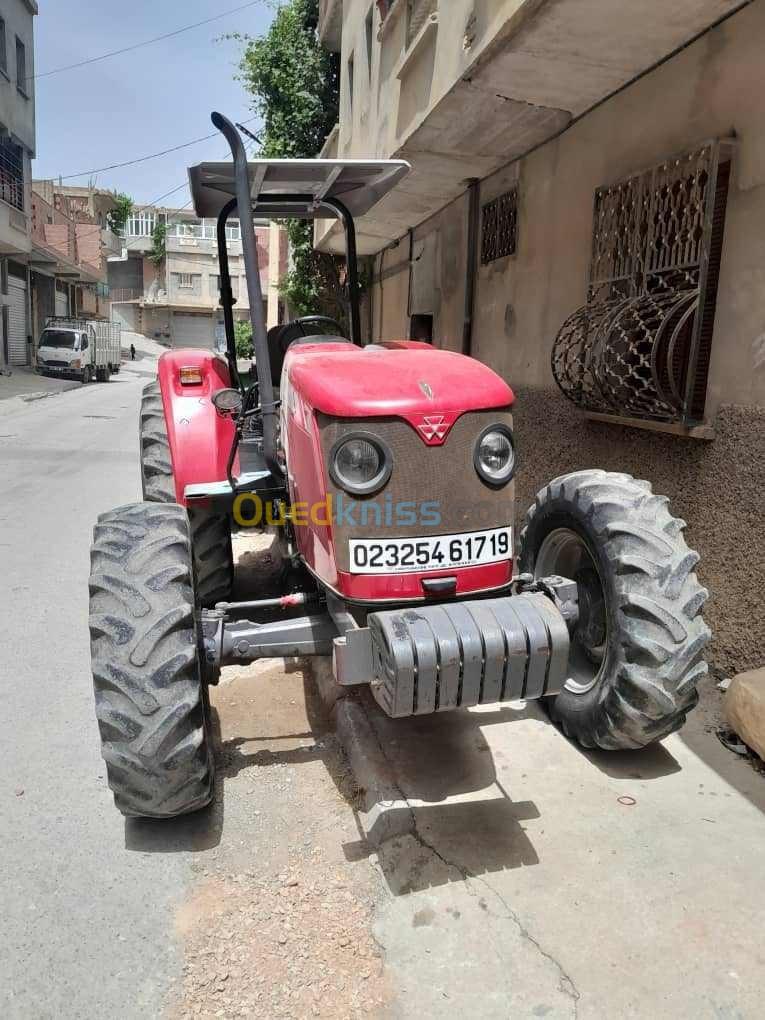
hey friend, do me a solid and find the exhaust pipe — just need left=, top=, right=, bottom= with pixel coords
left=212, top=111, right=282, bottom=480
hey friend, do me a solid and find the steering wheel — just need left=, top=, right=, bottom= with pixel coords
left=292, top=315, right=345, bottom=337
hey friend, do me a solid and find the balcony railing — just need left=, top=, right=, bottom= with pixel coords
left=110, top=287, right=143, bottom=303
left=0, top=140, right=24, bottom=212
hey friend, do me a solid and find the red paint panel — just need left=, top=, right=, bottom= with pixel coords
left=157, top=349, right=236, bottom=507
left=285, top=410, right=339, bottom=589
left=284, top=343, right=514, bottom=419
left=335, top=561, right=513, bottom=602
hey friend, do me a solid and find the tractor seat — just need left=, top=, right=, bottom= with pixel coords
left=266, top=321, right=350, bottom=386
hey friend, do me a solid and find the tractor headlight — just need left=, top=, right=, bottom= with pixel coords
left=474, top=425, right=516, bottom=486
left=330, top=433, right=392, bottom=495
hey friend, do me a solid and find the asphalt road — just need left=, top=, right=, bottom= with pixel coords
left=0, top=364, right=192, bottom=1018
left=2, top=359, right=764, bottom=1019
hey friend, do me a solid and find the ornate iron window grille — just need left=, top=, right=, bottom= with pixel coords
left=552, top=140, right=733, bottom=425
left=481, top=188, right=518, bottom=265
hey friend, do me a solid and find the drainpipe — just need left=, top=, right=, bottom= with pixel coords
left=462, top=179, right=480, bottom=357
left=406, top=228, right=414, bottom=324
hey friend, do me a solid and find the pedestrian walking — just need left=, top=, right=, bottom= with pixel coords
left=130, top=343, right=136, bottom=361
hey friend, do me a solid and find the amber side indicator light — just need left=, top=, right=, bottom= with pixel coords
left=179, top=366, right=203, bottom=385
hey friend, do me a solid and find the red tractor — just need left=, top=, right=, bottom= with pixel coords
left=89, top=115, right=710, bottom=818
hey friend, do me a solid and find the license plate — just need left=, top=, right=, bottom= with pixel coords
left=349, top=526, right=512, bottom=575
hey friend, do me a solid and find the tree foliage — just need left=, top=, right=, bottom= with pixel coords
left=147, top=221, right=167, bottom=266
left=236, top=0, right=339, bottom=161
left=107, top=192, right=133, bottom=234
left=234, top=319, right=254, bottom=359
left=235, top=0, right=352, bottom=323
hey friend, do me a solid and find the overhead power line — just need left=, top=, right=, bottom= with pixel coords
left=57, top=118, right=259, bottom=181
left=32, top=1, right=263, bottom=81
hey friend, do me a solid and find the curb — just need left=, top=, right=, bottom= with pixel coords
left=332, top=694, right=416, bottom=847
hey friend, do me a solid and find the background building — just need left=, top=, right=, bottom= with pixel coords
left=29, top=180, right=121, bottom=344
left=109, top=206, right=287, bottom=349
left=319, top=0, right=764, bottom=675
left=0, top=0, right=37, bottom=369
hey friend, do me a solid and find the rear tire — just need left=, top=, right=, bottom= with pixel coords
left=139, top=380, right=233, bottom=606
left=519, top=469, right=710, bottom=750
left=89, top=502, right=214, bottom=818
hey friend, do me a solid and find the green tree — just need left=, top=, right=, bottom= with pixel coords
left=147, top=221, right=167, bottom=266
left=234, top=319, right=254, bottom=358
left=235, top=0, right=354, bottom=324
left=107, top=192, right=133, bottom=234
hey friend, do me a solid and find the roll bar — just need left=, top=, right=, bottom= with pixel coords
left=211, top=113, right=363, bottom=481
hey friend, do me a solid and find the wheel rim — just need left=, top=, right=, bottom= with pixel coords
left=534, top=528, right=608, bottom=695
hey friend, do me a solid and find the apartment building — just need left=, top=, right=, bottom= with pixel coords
left=29, top=180, right=121, bottom=345
left=0, top=0, right=37, bottom=368
left=109, top=206, right=287, bottom=349
left=319, top=0, right=764, bottom=675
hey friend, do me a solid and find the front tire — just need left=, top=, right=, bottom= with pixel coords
left=140, top=380, right=233, bottom=606
left=519, top=470, right=710, bottom=750
left=89, top=502, right=214, bottom=817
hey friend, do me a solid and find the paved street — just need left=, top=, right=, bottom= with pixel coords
left=1, top=361, right=764, bottom=1019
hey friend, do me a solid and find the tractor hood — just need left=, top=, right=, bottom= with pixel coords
left=284, top=341, right=514, bottom=418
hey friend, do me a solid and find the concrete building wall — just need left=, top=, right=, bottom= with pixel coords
left=366, top=2, right=765, bottom=675
left=0, top=0, right=37, bottom=155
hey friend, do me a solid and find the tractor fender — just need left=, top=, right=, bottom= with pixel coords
left=156, top=349, right=237, bottom=506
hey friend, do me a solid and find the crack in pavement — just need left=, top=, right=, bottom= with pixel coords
left=365, top=711, right=581, bottom=1017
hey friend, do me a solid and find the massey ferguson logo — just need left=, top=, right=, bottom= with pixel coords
left=417, top=415, right=450, bottom=444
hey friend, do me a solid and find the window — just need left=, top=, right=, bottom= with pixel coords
left=365, top=6, right=374, bottom=80
left=551, top=140, right=733, bottom=425
left=126, top=211, right=156, bottom=237
left=410, top=314, right=433, bottom=342
left=481, top=189, right=518, bottom=264
left=15, top=37, right=27, bottom=96
left=175, top=221, right=202, bottom=238
left=210, top=274, right=221, bottom=299
left=178, top=273, right=194, bottom=289
left=226, top=221, right=241, bottom=242
left=0, top=19, right=7, bottom=77
left=0, top=138, right=24, bottom=211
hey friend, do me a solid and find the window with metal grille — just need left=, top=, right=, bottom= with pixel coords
left=15, top=37, right=27, bottom=96
left=0, top=19, right=7, bottom=76
left=178, top=273, right=194, bottom=289
left=481, top=189, right=518, bottom=264
left=0, top=138, right=24, bottom=211
left=407, top=0, right=437, bottom=46
left=552, top=140, right=733, bottom=426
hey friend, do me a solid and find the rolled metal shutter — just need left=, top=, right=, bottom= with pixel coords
left=111, top=304, right=137, bottom=332
left=8, top=277, right=28, bottom=365
left=55, top=289, right=68, bottom=317
left=173, top=312, right=214, bottom=350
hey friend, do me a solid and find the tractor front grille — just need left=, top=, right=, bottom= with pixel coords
left=318, top=410, right=514, bottom=573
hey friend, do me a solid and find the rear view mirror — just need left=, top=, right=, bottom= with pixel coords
left=212, top=387, right=243, bottom=418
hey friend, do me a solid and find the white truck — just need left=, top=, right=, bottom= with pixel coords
left=36, top=318, right=122, bottom=384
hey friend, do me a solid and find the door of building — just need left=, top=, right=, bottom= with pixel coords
left=173, top=312, right=214, bottom=350
left=7, top=276, right=28, bottom=365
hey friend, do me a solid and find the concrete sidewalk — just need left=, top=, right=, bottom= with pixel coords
left=0, top=365, right=81, bottom=404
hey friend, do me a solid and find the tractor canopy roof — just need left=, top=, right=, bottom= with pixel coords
left=188, top=158, right=410, bottom=220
